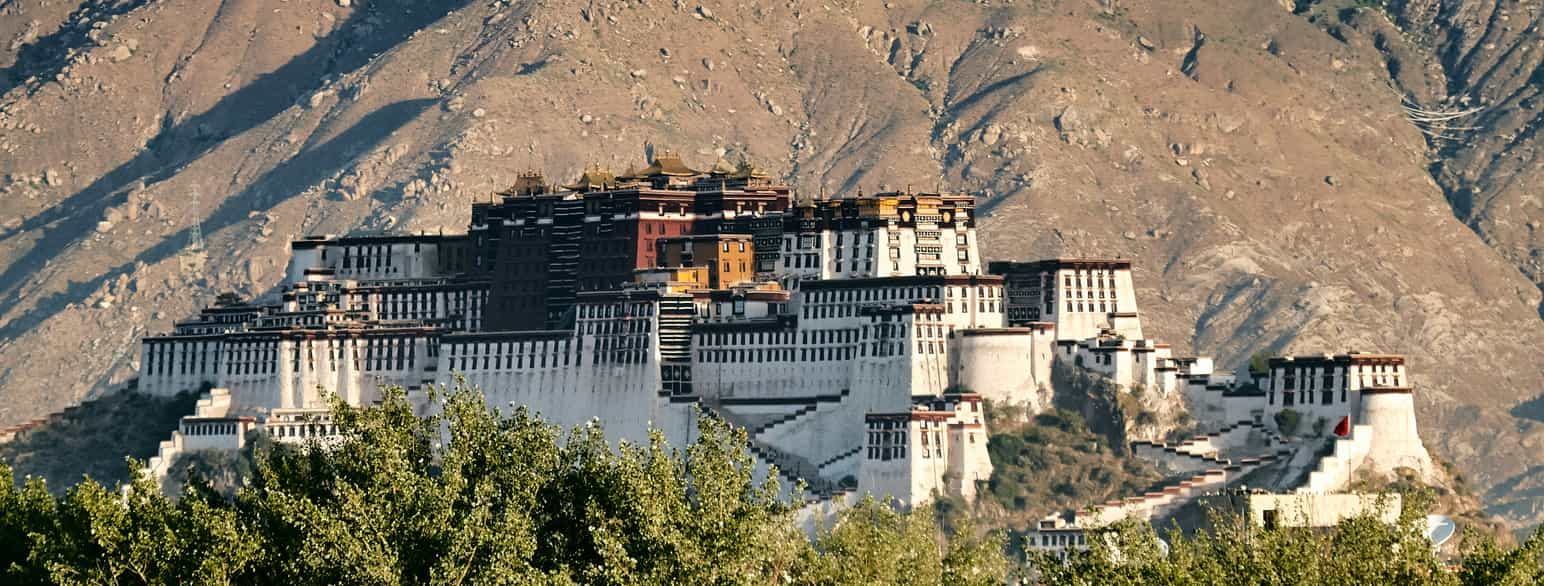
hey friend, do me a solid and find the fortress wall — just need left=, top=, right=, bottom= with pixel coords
left=139, top=338, right=223, bottom=397
left=818, top=448, right=861, bottom=482
left=1180, top=381, right=1229, bottom=426
left=1224, top=393, right=1266, bottom=428
left=947, top=421, right=992, bottom=502
left=1356, top=389, right=1436, bottom=480
left=755, top=396, right=854, bottom=470
left=950, top=330, right=1053, bottom=410
left=858, top=453, right=918, bottom=505
left=1179, top=423, right=1261, bottom=456
left=1297, top=424, right=1375, bottom=494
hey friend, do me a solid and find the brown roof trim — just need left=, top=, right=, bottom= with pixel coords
left=988, top=258, right=1134, bottom=272
left=800, top=274, right=1005, bottom=290
left=691, top=318, right=794, bottom=333
left=183, top=416, right=259, bottom=423
left=866, top=411, right=954, bottom=422
left=443, top=330, right=572, bottom=343
left=291, top=233, right=468, bottom=249
left=1268, top=353, right=1407, bottom=368
left=956, top=327, right=1036, bottom=336
left=658, top=233, right=754, bottom=243
left=1359, top=386, right=1414, bottom=395
left=703, top=290, right=791, bottom=302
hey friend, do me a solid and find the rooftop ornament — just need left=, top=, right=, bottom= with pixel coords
left=502, top=171, right=549, bottom=196
left=562, top=164, right=619, bottom=192
left=639, top=149, right=700, bottom=177
left=729, top=158, right=770, bottom=180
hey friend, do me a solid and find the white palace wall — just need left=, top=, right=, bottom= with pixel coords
left=858, top=397, right=993, bottom=507
left=950, top=327, right=1055, bottom=409
left=1356, top=390, right=1435, bottom=480
left=438, top=298, right=697, bottom=446
left=141, top=332, right=439, bottom=411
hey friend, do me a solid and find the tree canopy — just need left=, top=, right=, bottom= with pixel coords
left=0, top=379, right=1538, bottom=584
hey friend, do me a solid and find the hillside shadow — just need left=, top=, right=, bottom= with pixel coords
left=0, top=0, right=470, bottom=323
left=0, top=98, right=437, bottom=343
left=0, top=0, right=152, bottom=94
left=1, top=387, right=200, bottom=494
left=1510, top=394, right=1544, bottom=424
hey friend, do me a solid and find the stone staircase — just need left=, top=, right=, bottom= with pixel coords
left=142, top=388, right=233, bottom=490
left=1077, top=450, right=1289, bottom=527
left=704, top=393, right=856, bottom=498
left=1295, top=424, right=1375, bottom=494
left=1149, top=420, right=1284, bottom=459
left=747, top=403, right=819, bottom=437
left=1130, top=441, right=1235, bottom=475
left=816, top=445, right=863, bottom=478
left=746, top=437, right=839, bottom=496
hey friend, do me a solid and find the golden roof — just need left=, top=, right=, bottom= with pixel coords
left=708, top=157, right=738, bottom=175
left=562, top=164, right=618, bottom=191
left=640, top=149, right=699, bottom=177
left=504, top=171, right=548, bottom=196
left=729, top=159, right=770, bottom=180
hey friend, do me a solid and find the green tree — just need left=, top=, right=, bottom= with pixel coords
left=1457, top=525, right=1544, bottom=585
left=1274, top=408, right=1303, bottom=437
left=1248, top=351, right=1272, bottom=377
left=3, top=377, right=1540, bottom=584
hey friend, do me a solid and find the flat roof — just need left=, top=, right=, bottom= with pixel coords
left=800, top=274, right=1004, bottom=290
left=1268, top=352, right=1406, bottom=367
left=291, top=232, right=469, bottom=248
left=988, top=258, right=1134, bottom=272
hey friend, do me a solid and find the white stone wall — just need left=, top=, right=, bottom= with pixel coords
left=1264, top=363, right=1357, bottom=435
left=1356, top=390, right=1436, bottom=481
left=1235, top=493, right=1402, bottom=528
left=1132, top=442, right=1231, bottom=475
left=946, top=413, right=992, bottom=502
left=138, top=337, right=223, bottom=396
left=179, top=418, right=255, bottom=451
left=1046, top=266, right=1142, bottom=342
left=857, top=398, right=993, bottom=508
left=438, top=299, right=696, bottom=448
left=949, top=328, right=1054, bottom=409
left=144, top=388, right=239, bottom=491
left=777, top=221, right=981, bottom=282
left=288, top=238, right=461, bottom=283
left=1297, top=424, right=1375, bottom=493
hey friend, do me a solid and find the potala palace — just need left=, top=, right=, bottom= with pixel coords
left=126, top=152, right=1440, bottom=548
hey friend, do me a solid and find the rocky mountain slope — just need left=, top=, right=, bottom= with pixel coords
left=0, top=0, right=1540, bottom=527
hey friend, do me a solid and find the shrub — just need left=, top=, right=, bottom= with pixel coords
left=1274, top=408, right=1303, bottom=436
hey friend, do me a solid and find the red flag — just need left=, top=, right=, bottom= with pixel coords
left=1333, top=416, right=1350, bottom=437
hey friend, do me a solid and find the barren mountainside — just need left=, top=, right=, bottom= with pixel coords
left=0, top=0, right=1541, bottom=527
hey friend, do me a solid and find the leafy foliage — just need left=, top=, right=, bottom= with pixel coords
left=1248, top=351, right=1272, bottom=377
left=1, top=379, right=1539, bottom=583
left=980, top=408, right=1160, bottom=526
left=1, top=389, right=200, bottom=492
left=1033, top=502, right=1543, bottom=586
left=0, top=381, right=1011, bottom=584
left=1275, top=408, right=1303, bottom=437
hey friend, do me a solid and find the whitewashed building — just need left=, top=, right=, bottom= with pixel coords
left=134, top=158, right=1438, bottom=513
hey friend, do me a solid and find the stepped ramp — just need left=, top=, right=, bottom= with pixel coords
left=1075, top=450, right=1291, bottom=527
